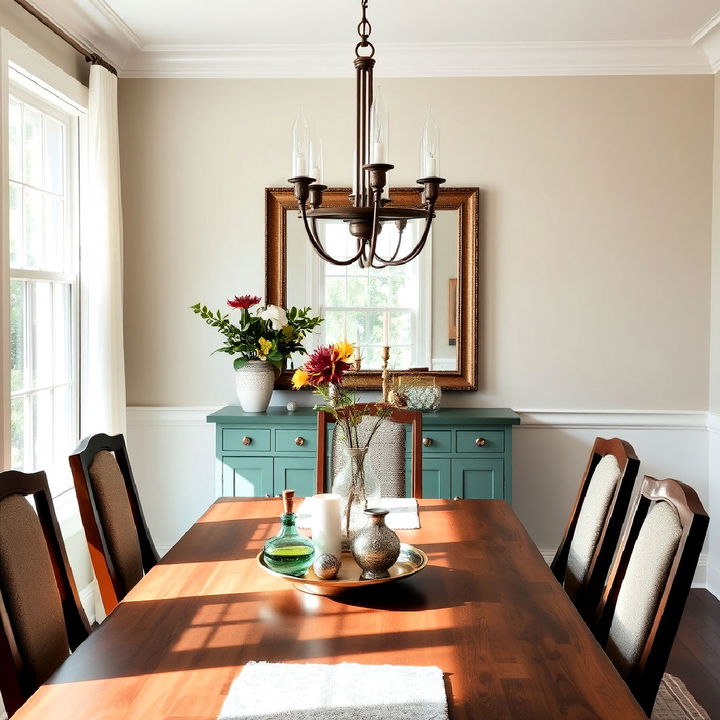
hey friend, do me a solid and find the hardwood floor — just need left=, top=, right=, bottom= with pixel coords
left=666, top=589, right=720, bottom=718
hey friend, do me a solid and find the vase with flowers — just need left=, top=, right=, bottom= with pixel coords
left=292, top=342, right=391, bottom=536
left=191, top=294, right=322, bottom=412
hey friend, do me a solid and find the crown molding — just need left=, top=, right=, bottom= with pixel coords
left=692, top=11, right=720, bottom=73
left=119, top=40, right=711, bottom=78
left=23, top=0, right=141, bottom=68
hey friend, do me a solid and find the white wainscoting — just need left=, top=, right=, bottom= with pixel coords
left=126, top=406, right=714, bottom=591
left=707, top=412, right=720, bottom=598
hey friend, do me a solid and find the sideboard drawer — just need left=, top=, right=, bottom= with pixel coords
left=222, top=428, right=271, bottom=452
left=456, top=430, right=505, bottom=454
left=419, top=430, right=452, bottom=454
left=275, top=429, right=316, bottom=454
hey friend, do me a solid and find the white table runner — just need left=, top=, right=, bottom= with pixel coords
left=296, top=497, right=420, bottom=530
left=218, top=661, right=448, bottom=720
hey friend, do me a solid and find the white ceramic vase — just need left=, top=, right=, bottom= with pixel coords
left=234, top=360, right=276, bottom=413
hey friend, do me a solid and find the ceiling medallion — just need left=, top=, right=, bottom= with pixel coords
left=288, top=0, right=446, bottom=268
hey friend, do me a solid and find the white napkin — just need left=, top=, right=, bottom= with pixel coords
left=296, top=497, right=420, bottom=530
left=218, top=661, right=448, bottom=720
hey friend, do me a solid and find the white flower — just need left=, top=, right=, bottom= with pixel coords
left=259, top=304, right=288, bottom=330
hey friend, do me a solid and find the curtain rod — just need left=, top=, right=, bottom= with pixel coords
left=13, top=0, right=118, bottom=75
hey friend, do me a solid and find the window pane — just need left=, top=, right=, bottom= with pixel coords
left=30, top=281, right=53, bottom=387
left=10, top=280, right=26, bottom=393
left=23, top=186, right=43, bottom=269
left=52, top=385, right=73, bottom=489
left=32, top=390, right=53, bottom=470
left=391, top=310, right=412, bottom=345
left=9, top=182, right=22, bottom=267
left=10, top=397, right=25, bottom=470
left=366, top=310, right=384, bottom=344
left=23, top=104, right=42, bottom=187
left=392, top=346, right=412, bottom=369
left=53, top=283, right=71, bottom=383
left=368, top=276, right=389, bottom=306
left=44, top=116, right=64, bottom=194
left=44, top=195, right=64, bottom=271
left=9, top=98, right=22, bottom=181
left=323, top=310, right=345, bottom=344
left=346, top=276, right=367, bottom=306
left=325, top=277, right=346, bottom=308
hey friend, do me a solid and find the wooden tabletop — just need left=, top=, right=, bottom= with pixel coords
left=14, top=499, right=644, bottom=719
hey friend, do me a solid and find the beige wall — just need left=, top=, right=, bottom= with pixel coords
left=120, top=75, right=713, bottom=410
left=710, top=73, right=720, bottom=414
left=0, top=0, right=87, bottom=85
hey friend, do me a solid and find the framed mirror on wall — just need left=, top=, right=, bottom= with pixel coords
left=266, top=186, right=479, bottom=390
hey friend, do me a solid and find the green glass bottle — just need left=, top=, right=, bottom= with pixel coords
left=263, top=489, right=315, bottom=577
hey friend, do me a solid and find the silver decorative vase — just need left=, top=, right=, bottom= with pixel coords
left=332, top=446, right=381, bottom=539
left=351, top=508, right=400, bottom=580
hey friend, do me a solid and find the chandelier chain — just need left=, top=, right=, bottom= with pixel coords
left=355, top=0, right=375, bottom=59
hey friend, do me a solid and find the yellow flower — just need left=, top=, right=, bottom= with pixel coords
left=333, top=340, right=354, bottom=363
left=292, top=369, right=310, bottom=390
left=257, top=337, right=272, bottom=359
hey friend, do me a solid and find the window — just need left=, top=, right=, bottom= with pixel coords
left=313, top=220, right=430, bottom=369
left=7, top=66, right=81, bottom=497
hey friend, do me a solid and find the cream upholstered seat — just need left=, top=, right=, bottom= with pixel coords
left=594, top=476, right=708, bottom=715
left=606, top=501, right=682, bottom=678
left=332, top=417, right=406, bottom=497
left=551, top=438, right=639, bottom=621
left=0, top=470, right=90, bottom=717
left=70, top=433, right=159, bottom=615
left=564, top=454, right=622, bottom=599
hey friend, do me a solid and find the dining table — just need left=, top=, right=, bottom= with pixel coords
left=13, top=498, right=645, bottom=719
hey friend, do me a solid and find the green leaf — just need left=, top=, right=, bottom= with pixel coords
left=233, top=357, right=249, bottom=371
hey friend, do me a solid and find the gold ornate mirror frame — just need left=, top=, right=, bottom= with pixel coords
left=266, top=186, right=479, bottom=391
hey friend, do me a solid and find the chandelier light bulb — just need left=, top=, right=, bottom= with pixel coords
left=291, top=108, right=310, bottom=178
left=370, top=87, right=389, bottom=164
left=420, top=111, right=440, bottom=178
left=309, top=128, right=323, bottom=185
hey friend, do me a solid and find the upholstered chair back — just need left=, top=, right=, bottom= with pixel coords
left=0, top=470, right=90, bottom=717
left=594, top=477, right=709, bottom=715
left=69, top=433, right=159, bottom=615
left=551, top=438, right=639, bottom=620
left=316, top=403, right=423, bottom=497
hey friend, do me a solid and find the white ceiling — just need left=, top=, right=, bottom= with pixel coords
left=28, top=0, right=720, bottom=77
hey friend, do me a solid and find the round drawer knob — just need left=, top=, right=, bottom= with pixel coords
left=453, top=496, right=462, bottom=501
left=242, top=436, right=252, bottom=446
left=295, top=436, right=305, bottom=446
left=422, top=437, right=433, bottom=447
left=475, top=437, right=487, bottom=447
left=264, top=493, right=271, bottom=498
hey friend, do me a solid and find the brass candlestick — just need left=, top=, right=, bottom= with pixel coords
left=381, top=345, right=391, bottom=403
left=352, top=346, right=363, bottom=372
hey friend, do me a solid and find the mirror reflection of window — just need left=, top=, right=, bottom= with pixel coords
left=311, top=220, right=430, bottom=370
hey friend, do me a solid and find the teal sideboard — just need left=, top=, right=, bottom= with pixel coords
left=207, top=406, right=520, bottom=501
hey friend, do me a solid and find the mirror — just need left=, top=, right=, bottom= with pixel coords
left=266, top=187, right=478, bottom=390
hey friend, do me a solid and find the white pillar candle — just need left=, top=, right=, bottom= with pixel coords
left=427, top=156, right=437, bottom=177
left=312, top=493, right=342, bottom=559
left=372, top=141, right=385, bottom=164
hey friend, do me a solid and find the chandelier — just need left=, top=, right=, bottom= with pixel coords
left=288, top=0, right=446, bottom=269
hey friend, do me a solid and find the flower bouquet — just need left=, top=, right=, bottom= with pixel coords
left=292, top=342, right=391, bottom=535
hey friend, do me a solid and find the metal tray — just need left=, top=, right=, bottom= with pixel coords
left=256, top=543, right=428, bottom=596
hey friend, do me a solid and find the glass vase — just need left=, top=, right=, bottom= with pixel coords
left=331, top=446, right=381, bottom=538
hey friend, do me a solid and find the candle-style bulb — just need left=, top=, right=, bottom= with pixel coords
left=370, top=87, right=389, bottom=164
left=420, top=110, right=440, bottom=178
left=309, top=127, right=323, bottom=184
left=291, top=108, right=309, bottom=177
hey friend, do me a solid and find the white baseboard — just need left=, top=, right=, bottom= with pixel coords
left=79, top=579, right=100, bottom=625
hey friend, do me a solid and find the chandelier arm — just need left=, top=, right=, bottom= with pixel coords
left=363, top=190, right=383, bottom=267
left=299, top=203, right=365, bottom=266
left=376, top=205, right=436, bottom=267
left=371, top=223, right=405, bottom=267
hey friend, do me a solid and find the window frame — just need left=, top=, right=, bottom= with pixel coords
left=0, top=29, right=88, bottom=500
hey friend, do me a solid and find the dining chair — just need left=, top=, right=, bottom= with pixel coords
left=0, top=469, right=90, bottom=717
left=69, top=433, right=159, bottom=615
left=593, top=476, right=709, bottom=716
left=550, top=437, right=640, bottom=620
left=316, top=402, right=422, bottom=497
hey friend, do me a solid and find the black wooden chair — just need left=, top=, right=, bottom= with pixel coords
left=593, top=476, right=709, bottom=716
left=69, top=433, right=158, bottom=615
left=0, top=470, right=90, bottom=716
left=551, top=437, right=640, bottom=621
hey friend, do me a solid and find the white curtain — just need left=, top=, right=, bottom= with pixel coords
left=81, top=64, right=126, bottom=437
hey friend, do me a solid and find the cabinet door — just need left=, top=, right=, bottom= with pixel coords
left=274, top=457, right=316, bottom=498
left=451, top=458, right=505, bottom=499
left=221, top=456, right=274, bottom=497
left=422, top=459, right=452, bottom=499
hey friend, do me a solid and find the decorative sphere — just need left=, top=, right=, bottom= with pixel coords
left=313, top=553, right=341, bottom=580
left=286, top=401, right=298, bottom=413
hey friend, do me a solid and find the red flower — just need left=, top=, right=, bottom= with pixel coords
left=304, top=345, right=350, bottom=386
left=227, top=294, right=261, bottom=309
